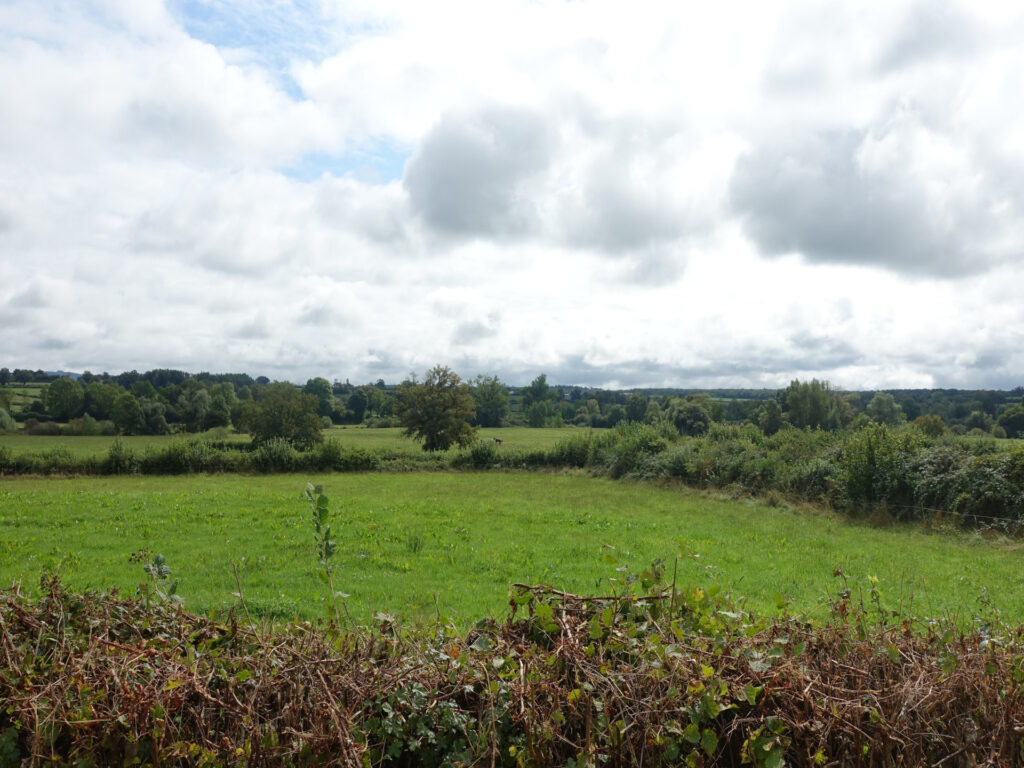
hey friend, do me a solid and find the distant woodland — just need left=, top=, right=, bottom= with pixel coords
left=1, top=366, right=1022, bottom=440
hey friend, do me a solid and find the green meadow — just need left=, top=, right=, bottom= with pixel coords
left=2, top=472, right=1023, bottom=627
left=0, top=426, right=574, bottom=458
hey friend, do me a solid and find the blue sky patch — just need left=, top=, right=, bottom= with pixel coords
left=283, top=141, right=411, bottom=184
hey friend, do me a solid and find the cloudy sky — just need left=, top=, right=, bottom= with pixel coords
left=2, top=0, right=1023, bottom=389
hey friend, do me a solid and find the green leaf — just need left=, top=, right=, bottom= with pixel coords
left=683, top=723, right=700, bottom=744
left=701, top=729, right=718, bottom=755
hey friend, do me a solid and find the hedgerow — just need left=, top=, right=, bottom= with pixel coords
left=4, top=563, right=1024, bottom=767
left=4, top=425, right=1024, bottom=527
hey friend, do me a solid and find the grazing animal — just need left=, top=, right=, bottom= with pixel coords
left=493, top=438, right=503, bottom=446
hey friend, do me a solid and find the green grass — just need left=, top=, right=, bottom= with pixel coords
left=3, top=472, right=1024, bottom=627
left=0, top=426, right=585, bottom=457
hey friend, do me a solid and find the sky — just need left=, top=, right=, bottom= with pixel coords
left=1, top=0, right=1023, bottom=390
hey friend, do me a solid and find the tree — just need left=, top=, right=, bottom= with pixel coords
left=625, top=393, right=648, bottom=423
left=758, top=399, right=784, bottom=435
left=84, top=381, right=118, bottom=420
left=468, top=375, right=509, bottom=427
left=395, top=366, right=477, bottom=451
left=303, top=377, right=334, bottom=418
left=347, top=388, right=369, bottom=423
left=251, top=383, right=324, bottom=448
left=911, top=414, right=946, bottom=438
left=111, top=392, right=145, bottom=435
left=521, top=374, right=551, bottom=408
left=783, top=379, right=833, bottom=429
left=866, top=392, right=905, bottom=426
left=997, top=404, right=1024, bottom=439
left=43, top=377, right=84, bottom=421
left=177, top=387, right=211, bottom=432
left=674, top=402, right=711, bottom=436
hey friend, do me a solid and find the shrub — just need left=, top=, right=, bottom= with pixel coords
left=310, top=439, right=380, bottom=471
left=104, top=438, right=139, bottom=475
left=588, top=422, right=667, bottom=479
left=251, top=437, right=298, bottom=473
left=140, top=440, right=223, bottom=474
left=452, top=440, right=499, bottom=469
left=24, top=419, right=61, bottom=436
left=546, top=430, right=593, bottom=467
left=839, top=425, right=923, bottom=513
left=0, top=408, right=15, bottom=433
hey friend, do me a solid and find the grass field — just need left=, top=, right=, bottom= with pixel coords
left=0, top=426, right=580, bottom=457
left=3, top=472, right=1024, bottom=627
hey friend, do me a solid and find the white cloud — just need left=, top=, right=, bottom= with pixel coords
left=1, top=0, right=1023, bottom=389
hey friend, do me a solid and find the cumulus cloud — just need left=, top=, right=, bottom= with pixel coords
left=2, top=0, right=1024, bottom=389
left=729, top=119, right=1015, bottom=277
left=404, top=106, right=553, bottom=238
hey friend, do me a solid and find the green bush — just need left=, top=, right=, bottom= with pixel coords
left=839, top=425, right=923, bottom=513
left=588, top=422, right=668, bottom=479
left=452, top=440, right=500, bottom=469
left=546, top=430, right=593, bottom=467
left=104, top=438, right=139, bottom=475
left=250, top=437, right=299, bottom=473
left=310, top=439, right=380, bottom=471
left=139, top=439, right=227, bottom=474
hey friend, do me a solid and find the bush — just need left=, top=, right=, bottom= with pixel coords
left=546, top=430, right=593, bottom=468
left=63, top=414, right=104, bottom=436
left=839, top=425, right=923, bottom=513
left=0, top=408, right=15, bottom=433
left=450, top=441, right=497, bottom=469
left=310, top=439, right=380, bottom=471
left=589, top=422, right=668, bottom=479
left=104, top=438, right=139, bottom=475
left=250, top=437, right=299, bottom=473
left=139, top=440, right=228, bottom=474
left=24, top=419, right=61, bottom=436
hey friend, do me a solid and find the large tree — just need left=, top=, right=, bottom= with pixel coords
left=997, top=404, right=1024, bottom=439
left=43, top=377, right=84, bottom=421
left=468, top=374, right=509, bottom=427
left=250, top=383, right=324, bottom=448
left=866, top=392, right=905, bottom=426
left=395, top=366, right=477, bottom=451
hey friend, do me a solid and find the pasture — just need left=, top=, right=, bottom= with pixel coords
left=0, top=425, right=575, bottom=458
left=3, top=472, right=1024, bottom=626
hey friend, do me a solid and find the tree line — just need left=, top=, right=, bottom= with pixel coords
left=2, top=366, right=1023, bottom=446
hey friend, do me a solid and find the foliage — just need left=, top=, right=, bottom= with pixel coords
left=395, top=366, right=477, bottom=452
left=250, top=383, right=324, bottom=449
left=998, top=404, right=1024, bottom=439
left=670, top=399, right=712, bottom=436
left=6, top=566, right=1024, bottom=767
left=305, top=482, right=345, bottom=618
left=588, top=421, right=668, bottom=479
left=783, top=378, right=834, bottom=429
left=911, top=413, right=946, bottom=437
left=0, top=408, right=16, bottom=433
left=42, top=376, right=84, bottom=421
left=251, top=437, right=299, bottom=472
left=468, top=374, right=509, bottom=427
left=839, top=425, right=923, bottom=511
left=111, top=392, right=145, bottom=435
left=866, top=391, right=905, bottom=425
left=104, top=438, right=139, bottom=475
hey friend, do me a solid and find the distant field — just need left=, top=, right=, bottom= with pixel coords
left=0, top=426, right=583, bottom=458
left=3, top=472, right=1023, bottom=627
